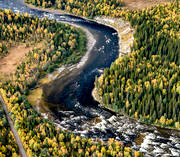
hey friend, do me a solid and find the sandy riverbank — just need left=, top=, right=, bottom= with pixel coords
left=92, top=17, right=134, bottom=103
left=94, top=17, right=134, bottom=57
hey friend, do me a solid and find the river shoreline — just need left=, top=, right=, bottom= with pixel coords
left=90, top=15, right=180, bottom=132
left=23, top=1, right=133, bottom=57
left=23, top=0, right=180, bottom=133
left=92, top=16, right=134, bottom=103
left=91, top=17, right=180, bottom=131
left=22, top=0, right=97, bottom=22
left=27, top=19, right=96, bottom=120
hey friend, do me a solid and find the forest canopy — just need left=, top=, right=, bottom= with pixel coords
left=25, top=0, right=125, bottom=18
left=96, top=2, right=180, bottom=129
left=0, top=8, right=139, bottom=156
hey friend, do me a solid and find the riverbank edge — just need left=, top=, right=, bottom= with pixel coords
left=22, top=1, right=180, bottom=131
left=22, top=12, right=96, bottom=120
left=92, top=16, right=134, bottom=102
left=22, top=0, right=93, bottom=19
left=91, top=17, right=180, bottom=132
left=27, top=23, right=96, bottom=118
left=0, top=4, right=95, bottom=154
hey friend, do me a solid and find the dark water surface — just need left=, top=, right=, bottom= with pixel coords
left=43, top=20, right=119, bottom=109
left=0, top=0, right=180, bottom=156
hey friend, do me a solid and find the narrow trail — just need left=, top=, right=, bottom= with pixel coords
left=0, top=94, right=27, bottom=157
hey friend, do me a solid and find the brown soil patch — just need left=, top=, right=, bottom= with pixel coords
left=134, top=133, right=146, bottom=145
left=123, top=0, right=175, bottom=10
left=0, top=42, right=44, bottom=75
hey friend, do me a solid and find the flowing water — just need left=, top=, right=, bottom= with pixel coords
left=0, top=0, right=180, bottom=156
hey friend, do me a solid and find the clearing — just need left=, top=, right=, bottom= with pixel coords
left=123, top=0, right=174, bottom=10
left=0, top=42, right=44, bottom=75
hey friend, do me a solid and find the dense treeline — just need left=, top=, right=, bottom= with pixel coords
left=0, top=9, right=43, bottom=56
left=0, top=104, right=19, bottom=157
left=0, top=8, right=85, bottom=60
left=96, top=53, right=180, bottom=128
left=25, top=0, right=125, bottom=18
left=126, top=2, right=180, bottom=65
left=0, top=9, right=141, bottom=156
left=96, top=2, right=180, bottom=129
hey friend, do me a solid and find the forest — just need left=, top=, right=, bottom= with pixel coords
left=0, top=8, right=141, bottom=157
left=0, top=104, right=19, bottom=157
left=25, top=0, right=125, bottom=18
left=95, top=2, right=180, bottom=129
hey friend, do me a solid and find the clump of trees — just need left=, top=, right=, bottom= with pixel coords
left=96, top=2, right=180, bottom=129
left=0, top=104, right=19, bottom=156
left=125, top=2, right=180, bottom=65
left=0, top=42, right=8, bottom=57
left=0, top=9, right=45, bottom=56
left=25, top=0, right=125, bottom=18
left=0, top=8, right=86, bottom=65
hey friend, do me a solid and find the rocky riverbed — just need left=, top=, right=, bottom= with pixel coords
left=50, top=102, right=180, bottom=156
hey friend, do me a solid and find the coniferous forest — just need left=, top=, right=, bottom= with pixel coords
left=25, top=0, right=125, bottom=18
left=95, top=2, right=180, bottom=129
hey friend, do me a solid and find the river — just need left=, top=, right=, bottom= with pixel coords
left=0, top=0, right=180, bottom=156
